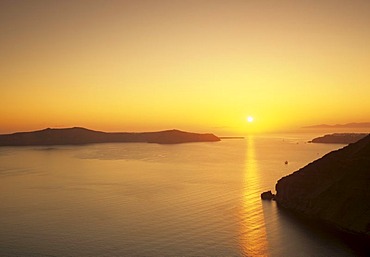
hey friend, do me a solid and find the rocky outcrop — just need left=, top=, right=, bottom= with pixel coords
left=309, top=133, right=368, bottom=144
left=275, top=134, right=370, bottom=237
left=0, top=127, right=220, bottom=146
left=261, top=191, right=275, bottom=200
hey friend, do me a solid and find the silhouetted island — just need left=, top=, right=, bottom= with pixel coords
left=303, top=122, right=370, bottom=129
left=309, top=133, right=368, bottom=144
left=0, top=127, right=220, bottom=146
left=263, top=135, right=370, bottom=242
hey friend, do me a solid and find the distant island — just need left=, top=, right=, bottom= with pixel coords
left=0, top=127, right=220, bottom=146
left=309, top=133, right=368, bottom=144
left=262, top=134, right=370, bottom=241
left=303, top=122, right=370, bottom=129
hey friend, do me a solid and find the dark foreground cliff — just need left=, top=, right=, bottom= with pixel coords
left=275, top=134, right=370, bottom=237
left=0, top=127, right=220, bottom=146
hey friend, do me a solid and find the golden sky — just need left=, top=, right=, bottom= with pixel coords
left=1, top=0, right=370, bottom=135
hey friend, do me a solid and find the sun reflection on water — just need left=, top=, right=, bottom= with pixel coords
left=240, top=136, right=269, bottom=256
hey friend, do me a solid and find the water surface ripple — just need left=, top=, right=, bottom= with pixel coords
left=0, top=136, right=359, bottom=256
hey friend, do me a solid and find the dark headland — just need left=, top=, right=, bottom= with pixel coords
left=262, top=134, right=370, bottom=249
left=0, top=127, right=220, bottom=146
left=309, top=133, right=368, bottom=144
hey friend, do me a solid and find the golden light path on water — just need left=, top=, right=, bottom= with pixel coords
left=240, top=136, right=269, bottom=256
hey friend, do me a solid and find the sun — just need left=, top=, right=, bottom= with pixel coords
left=247, top=116, right=254, bottom=123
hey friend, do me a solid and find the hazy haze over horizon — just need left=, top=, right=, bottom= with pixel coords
left=1, top=0, right=370, bottom=135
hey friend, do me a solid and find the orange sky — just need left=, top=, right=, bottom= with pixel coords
left=1, top=0, right=370, bottom=135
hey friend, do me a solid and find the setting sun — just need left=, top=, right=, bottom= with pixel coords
left=1, top=1, right=370, bottom=256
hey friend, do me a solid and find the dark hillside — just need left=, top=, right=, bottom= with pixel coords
left=0, top=127, right=220, bottom=146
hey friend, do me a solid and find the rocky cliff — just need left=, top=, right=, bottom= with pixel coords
left=0, top=127, right=220, bottom=146
left=275, top=134, right=370, bottom=237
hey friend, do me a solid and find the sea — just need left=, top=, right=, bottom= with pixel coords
left=0, top=133, right=366, bottom=256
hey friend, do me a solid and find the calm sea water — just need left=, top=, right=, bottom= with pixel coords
left=0, top=134, right=363, bottom=256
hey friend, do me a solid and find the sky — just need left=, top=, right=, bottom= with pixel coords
left=1, top=0, right=370, bottom=135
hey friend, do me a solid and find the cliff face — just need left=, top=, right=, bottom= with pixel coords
left=0, top=127, right=220, bottom=146
left=275, top=134, right=370, bottom=236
